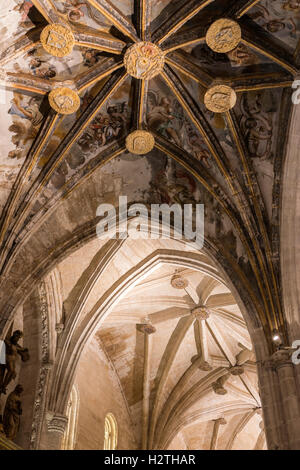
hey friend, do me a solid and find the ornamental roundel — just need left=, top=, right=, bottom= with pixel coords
left=204, top=85, right=237, bottom=113
left=192, top=306, right=210, bottom=320
left=123, top=42, right=165, bottom=80
left=206, top=19, right=241, bottom=53
left=125, top=130, right=155, bottom=155
left=48, top=87, right=80, bottom=115
left=170, top=274, right=188, bottom=290
left=40, top=24, right=75, bottom=57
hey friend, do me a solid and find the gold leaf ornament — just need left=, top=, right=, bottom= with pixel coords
left=124, top=42, right=165, bottom=80
left=206, top=19, right=241, bottom=53
left=48, top=87, right=80, bottom=115
left=41, top=24, right=75, bottom=57
left=125, top=130, right=155, bottom=155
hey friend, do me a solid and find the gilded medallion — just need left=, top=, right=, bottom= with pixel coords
left=206, top=19, right=241, bottom=53
left=204, top=85, right=237, bottom=113
left=126, top=130, right=155, bottom=155
left=40, top=24, right=75, bottom=57
left=123, top=42, right=165, bottom=80
left=48, top=87, right=80, bottom=114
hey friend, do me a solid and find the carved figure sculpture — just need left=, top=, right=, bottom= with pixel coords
left=3, top=384, right=23, bottom=440
left=0, top=330, right=29, bottom=395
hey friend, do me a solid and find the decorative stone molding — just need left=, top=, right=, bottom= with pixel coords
left=124, top=42, right=165, bottom=79
left=125, top=130, right=155, bottom=155
left=42, top=361, right=54, bottom=370
left=206, top=19, right=241, bottom=53
left=45, top=410, right=54, bottom=424
left=40, top=24, right=75, bottom=57
left=30, top=282, right=50, bottom=450
left=47, top=414, right=68, bottom=435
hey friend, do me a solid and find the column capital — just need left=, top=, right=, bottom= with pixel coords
left=214, top=417, right=227, bottom=425
left=47, top=413, right=68, bottom=435
left=263, top=347, right=293, bottom=370
left=136, top=323, right=156, bottom=335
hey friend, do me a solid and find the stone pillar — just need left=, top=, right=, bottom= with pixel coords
left=210, top=418, right=226, bottom=450
left=192, top=306, right=212, bottom=371
left=259, top=348, right=300, bottom=450
left=44, top=413, right=68, bottom=450
left=279, top=94, right=300, bottom=449
left=137, top=323, right=156, bottom=450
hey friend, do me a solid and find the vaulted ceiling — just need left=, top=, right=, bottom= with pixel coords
left=95, top=262, right=263, bottom=450
left=55, top=236, right=265, bottom=449
left=0, top=0, right=298, bottom=350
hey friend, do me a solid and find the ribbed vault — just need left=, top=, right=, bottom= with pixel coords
left=48, top=236, right=265, bottom=450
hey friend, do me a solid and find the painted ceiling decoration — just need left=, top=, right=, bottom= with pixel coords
left=0, top=0, right=299, bottom=355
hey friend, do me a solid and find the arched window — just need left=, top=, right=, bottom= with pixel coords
left=61, top=385, right=79, bottom=450
left=104, top=413, right=118, bottom=450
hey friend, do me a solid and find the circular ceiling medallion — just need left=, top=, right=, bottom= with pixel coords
left=126, top=130, right=155, bottom=155
left=48, top=87, right=80, bottom=114
left=204, top=85, right=237, bottom=113
left=123, top=42, right=165, bottom=80
left=206, top=19, right=241, bottom=53
left=40, top=24, right=75, bottom=57
left=171, top=274, right=188, bottom=290
left=192, top=306, right=210, bottom=320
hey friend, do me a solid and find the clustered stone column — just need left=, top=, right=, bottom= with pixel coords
left=259, top=348, right=300, bottom=449
left=45, top=412, right=69, bottom=450
left=137, top=322, right=156, bottom=450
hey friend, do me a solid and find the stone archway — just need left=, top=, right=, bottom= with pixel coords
left=32, top=231, right=268, bottom=450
